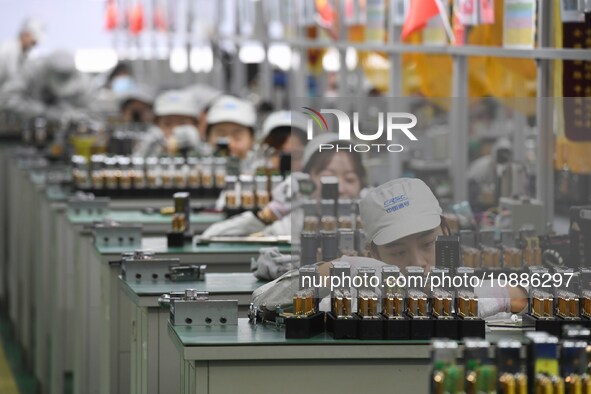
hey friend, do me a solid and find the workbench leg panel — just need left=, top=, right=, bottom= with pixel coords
left=157, top=309, right=180, bottom=394
left=205, top=360, right=428, bottom=394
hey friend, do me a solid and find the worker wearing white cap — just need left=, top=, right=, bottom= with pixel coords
left=117, top=84, right=155, bottom=124
left=252, top=177, right=528, bottom=317
left=134, top=89, right=200, bottom=157
left=183, top=83, right=223, bottom=143
left=0, top=17, right=44, bottom=89
left=206, top=95, right=257, bottom=169
left=256, top=110, right=308, bottom=172
left=0, top=49, right=94, bottom=122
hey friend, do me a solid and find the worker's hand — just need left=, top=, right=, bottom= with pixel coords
left=263, top=176, right=292, bottom=220
left=474, top=284, right=513, bottom=318
left=267, top=173, right=311, bottom=219
left=201, top=211, right=265, bottom=238
left=251, top=247, right=298, bottom=281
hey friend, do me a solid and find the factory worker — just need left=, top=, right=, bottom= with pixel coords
left=467, top=138, right=512, bottom=207
left=117, top=85, right=155, bottom=124
left=0, top=49, right=94, bottom=122
left=0, top=18, right=44, bottom=89
left=255, top=110, right=309, bottom=172
left=202, top=132, right=366, bottom=238
left=105, top=62, right=134, bottom=93
left=183, top=83, right=222, bottom=145
left=205, top=95, right=257, bottom=171
left=252, top=178, right=528, bottom=319
left=133, top=90, right=200, bottom=157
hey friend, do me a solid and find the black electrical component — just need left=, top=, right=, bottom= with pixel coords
left=430, top=267, right=459, bottom=340
left=325, top=262, right=357, bottom=339
left=167, top=192, right=191, bottom=247
left=435, top=235, right=461, bottom=271
left=285, top=267, right=325, bottom=339
left=569, top=206, right=591, bottom=268
left=495, top=339, right=526, bottom=392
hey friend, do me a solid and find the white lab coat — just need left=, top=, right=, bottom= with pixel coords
left=0, top=56, right=94, bottom=121
left=0, top=40, right=24, bottom=89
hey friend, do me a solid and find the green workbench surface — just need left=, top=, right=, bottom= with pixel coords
left=95, top=237, right=292, bottom=255
left=172, top=319, right=431, bottom=347
left=171, top=319, right=528, bottom=348
left=45, top=186, right=69, bottom=202
left=120, top=273, right=266, bottom=307
left=67, top=211, right=224, bottom=225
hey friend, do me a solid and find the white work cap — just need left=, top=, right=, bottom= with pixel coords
left=117, top=84, right=155, bottom=107
left=206, top=95, right=256, bottom=128
left=154, top=90, right=198, bottom=118
left=302, top=132, right=339, bottom=171
left=261, top=110, right=308, bottom=141
left=184, top=84, right=223, bottom=113
left=360, top=178, right=442, bottom=246
left=20, top=17, right=45, bottom=42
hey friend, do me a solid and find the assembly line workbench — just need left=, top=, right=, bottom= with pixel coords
left=6, top=156, right=218, bottom=365
left=21, top=182, right=222, bottom=394
left=95, top=239, right=291, bottom=394
left=29, top=177, right=224, bottom=394
left=120, top=273, right=266, bottom=394
left=168, top=320, right=528, bottom=394
left=55, top=210, right=225, bottom=394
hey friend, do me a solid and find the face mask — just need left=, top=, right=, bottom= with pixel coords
left=111, top=75, right=135, bottom=93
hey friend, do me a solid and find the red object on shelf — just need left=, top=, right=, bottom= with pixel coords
left=153, top=5, right=167, bottom=32
left=128, top=2, right=145, bottom=35
left=401, top=0, right=441, bottom=40
left=105, top=0, right=118, bottom=31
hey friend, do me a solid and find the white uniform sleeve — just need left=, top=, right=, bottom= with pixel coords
left=214, top=191, right=226, bottom=211
left=0, top=60, right=46, bottom=118
left=202, top=211, right=265, bottom=238
left=262, top=214, right=291, bottom=236
left=251, top=255, right=388, bottom=311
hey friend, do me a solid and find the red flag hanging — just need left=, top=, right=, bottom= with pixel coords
left=105, top=0, right=118, bottom=31
left=128, top=1, right=145, bottom=35
left=316, top=0, right=336, bottom=26
left=401, top=0, right=441, bottom=40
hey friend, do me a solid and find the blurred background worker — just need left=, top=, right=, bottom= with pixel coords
left=103, top=62, right=135, bottom=93
left=467, top=137, right=529, bottom=209
left=116, top=84, right=155, bottom=124
left=0, top=49, right=94, bottom=122
left=133, top=89, right=200, bottom=157
left=256, top=110, right=308, bottom=172
left=205, top=95, right=257, bottom=172
left=0, top=17, right=44, bottom=89
left=183, top=83, right=223, bottom=144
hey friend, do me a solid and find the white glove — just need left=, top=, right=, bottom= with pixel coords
left=474, top=282, right=512, bottom=318
left=202, top=211, right=265, bottom=238
left=267, top=173, right=305, bottom=219
left=251, top=247, right=299, bottom=281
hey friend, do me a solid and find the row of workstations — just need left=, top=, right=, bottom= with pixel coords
left=0, top=146, right=530, bottom=394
